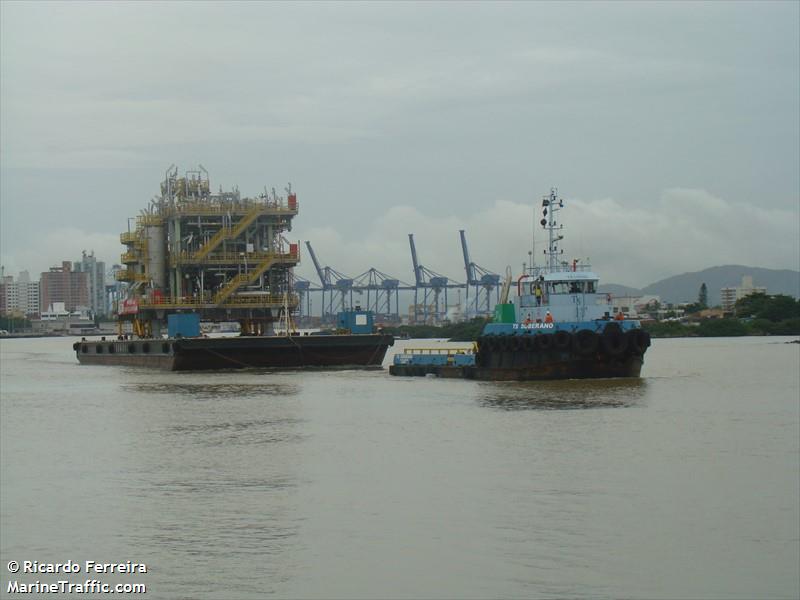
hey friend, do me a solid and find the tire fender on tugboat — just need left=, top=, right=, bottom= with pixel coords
left=537, top=333, right=554, bottom=351
left=626, top=329, right=650, bottom=354
left=524, top=333, right=536, bottom=352
left=601, top=323, right=628, bottom=356
left=573, top=329, right=599, bottom=356
left=553, top=330, right=571, bottom=351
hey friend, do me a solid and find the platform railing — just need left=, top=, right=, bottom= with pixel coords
left=169, top=250, right=299, bottom=266
left=161, top=199, right=298, bottom=217
left=135, top=293, right=299, bottom=310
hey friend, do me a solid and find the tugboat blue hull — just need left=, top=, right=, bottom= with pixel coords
left=389, top=325, right=650, bottom=381
left=389, top=351, right=643, bottom=381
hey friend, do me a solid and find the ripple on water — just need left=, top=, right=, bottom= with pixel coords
left=479, top=378, right=647, bottom=411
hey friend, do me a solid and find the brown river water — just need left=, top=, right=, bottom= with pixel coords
left=1, top=335, right=798, bottom=598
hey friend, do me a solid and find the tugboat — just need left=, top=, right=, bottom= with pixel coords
left=390, top=188, right=650, bottom=380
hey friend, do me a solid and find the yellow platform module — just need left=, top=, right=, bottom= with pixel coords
left=115, top=166, right=302, bottom=335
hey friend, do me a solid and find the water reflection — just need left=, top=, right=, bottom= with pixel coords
left=479, top=378, right=647, bottom=411
left=121, top=382, right=300, bottom=399
left=166, top=417, right=305, bottom=446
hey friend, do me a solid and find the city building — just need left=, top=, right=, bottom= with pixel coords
left=610, top=295, right=662, bottom=319
left=107, top=264, right=127, bottom=316
left=40, top=261, right=90, bottom=314
left=74, top=250, right=107, bottom=318
left=720, top=276, right=767, bottom=312
left=0, top=269, right=41, bottom=317
left=34, top=302, right=95, bottom=334
left=0, top=268, right=11, bottom=314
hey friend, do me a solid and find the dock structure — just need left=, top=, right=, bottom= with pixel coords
left=459, top=229, right=500, bottom=318
left=352, top=268, right=415, bottom=324
left=408, top=233, right=465, bottom=324
left=116, top=165, right=300, bottom=337
left=304, top=241, right=355, bottom=321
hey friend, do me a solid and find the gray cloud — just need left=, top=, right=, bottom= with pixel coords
left=293, top=188, right=799, bottom=289
left=1, top=1, right=797, bottom=287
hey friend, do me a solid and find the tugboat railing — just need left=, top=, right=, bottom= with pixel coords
left=398, top=345, right=476, bottom=355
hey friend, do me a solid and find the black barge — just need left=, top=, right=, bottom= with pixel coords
left=75, top=333, right=394, bottom=371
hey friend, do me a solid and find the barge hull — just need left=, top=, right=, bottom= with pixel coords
left=75, top=334, right=394, bottom=371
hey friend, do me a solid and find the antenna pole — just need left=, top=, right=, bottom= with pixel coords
left=530, top=196, right=537, bottom=275
left=543, top=187, right=564, bottom=271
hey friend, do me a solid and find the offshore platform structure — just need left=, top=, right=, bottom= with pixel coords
left=116, top=165, right=300, bottom=337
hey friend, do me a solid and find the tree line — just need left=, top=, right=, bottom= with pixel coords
left=645, top=293, right=800, bottom=337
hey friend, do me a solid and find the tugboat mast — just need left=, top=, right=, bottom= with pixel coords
left=541, top=187, right=564, bottom=272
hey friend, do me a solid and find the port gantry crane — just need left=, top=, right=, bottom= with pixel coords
left=304, top=241, right=355, bottom=322
left=352, top=268, right=415, bottom=323
left=291, top=273, right=314, bottom=321
left=459, top=230, right=500, bottom=318
left=408, top=233, right=465, bottom=324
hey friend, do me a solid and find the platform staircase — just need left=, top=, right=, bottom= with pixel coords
left=213, top=252, right=297, bottom=306
left=192, top=205, right=265, bottom=261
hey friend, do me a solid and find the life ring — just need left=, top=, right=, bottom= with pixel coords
left=537, top=333, right=554, bottom=351
left=553, top=330, right=572, bottom=351
left=627, top=329, right=651, bottom=354
left=573, top=330, right=599, bottom=356
left=602, top=327, right=628, bottom=356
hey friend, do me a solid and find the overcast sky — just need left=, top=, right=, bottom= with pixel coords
left=1, top=1, right=798, bottom=288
